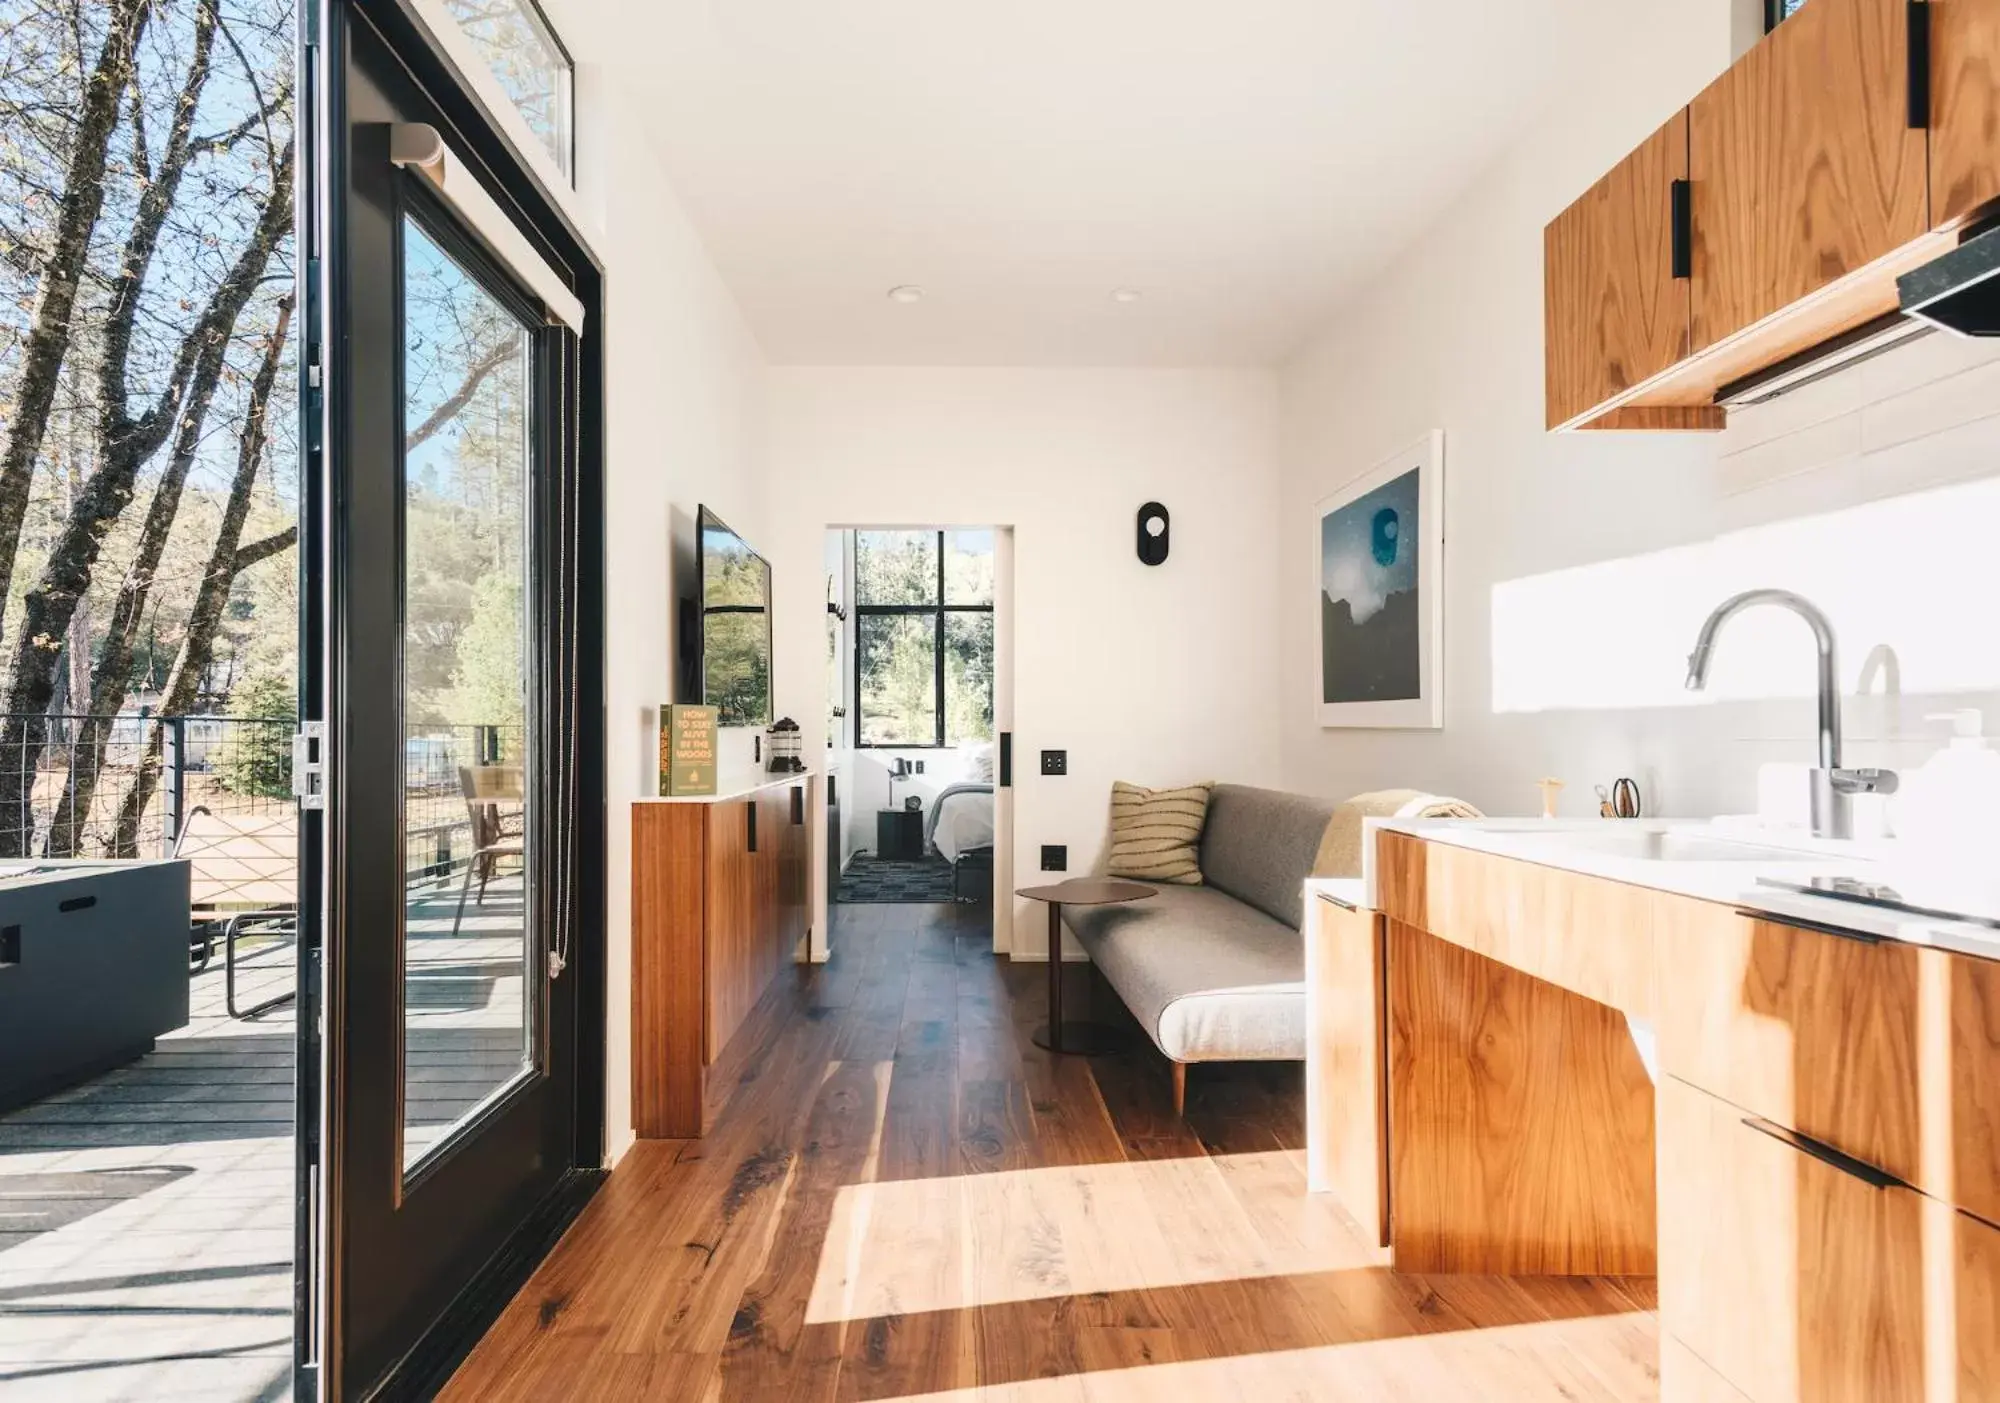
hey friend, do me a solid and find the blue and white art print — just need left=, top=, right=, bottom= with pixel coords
left=1315, top=432, right=1444, bottom=728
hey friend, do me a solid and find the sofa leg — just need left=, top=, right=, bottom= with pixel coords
left=1171, top=1061, right=1187, bottom=1117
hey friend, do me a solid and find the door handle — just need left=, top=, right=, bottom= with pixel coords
left=1909, top=0, right=1932, bottom=130
left=1670, top=179, right=1692, bottom=281
left=1741, top=1115, right=1900, bottom=1189
left=1734, top=908, right=1882, bottom=946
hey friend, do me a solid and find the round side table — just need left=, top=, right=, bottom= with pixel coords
left=1017, top=878, right=1155, bottom=1055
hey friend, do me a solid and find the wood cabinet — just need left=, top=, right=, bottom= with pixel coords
left=1931, top=0, right=2000, bottom=226
left=632, top=779, right=814, bottom=1138
left=1689, top=0, right=1930, bottom=352
left=1375, top=829, right=1656, bottom=1017
left=1659, top=1075, right=2000, bottom=1403
left=1543, top=0, right=1988, bottom=432
left=1654, top=893, right=2000, bottom=1230
left=1304, top=895, right=1388, bottom=1247
left=1544, top=112, right=1693, bottom=430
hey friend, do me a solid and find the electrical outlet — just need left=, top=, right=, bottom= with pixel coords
left=1040, top=845, right=1068, bottom=872
left=915, top=760, right=925, bottom=774
left=1041, top=749, right=1067, bottom=776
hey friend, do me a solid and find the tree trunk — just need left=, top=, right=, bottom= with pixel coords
left=111, top=297, right=295, bottom=858
left=0, top=0, right=149, bottom=649
left=0, top=138, right=294, bottom=857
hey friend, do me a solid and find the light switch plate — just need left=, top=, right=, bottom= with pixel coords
left=1041, top=845, right=1068, bottom=872
left=1041, top=749, right=1067, bottom=776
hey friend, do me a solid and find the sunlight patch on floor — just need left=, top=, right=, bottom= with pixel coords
left=806, top=1149, right=1386, bottom=1323
left=860, top=1314, right=1658, bottom=1402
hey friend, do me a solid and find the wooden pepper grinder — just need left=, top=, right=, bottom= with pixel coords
left=1537, top=777, right=1565, bottom=819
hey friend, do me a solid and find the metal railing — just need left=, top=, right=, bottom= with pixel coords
left=0, top=714, right=522, bottom=878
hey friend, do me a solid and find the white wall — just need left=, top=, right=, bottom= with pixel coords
left=1279, top=1, right=2000, bottom=824
left=582, top=68, right=768, bottom=1165
left=765, top=369, right=1283, bottom=955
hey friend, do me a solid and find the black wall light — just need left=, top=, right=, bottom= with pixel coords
left=1137, top=502, right=1170, bottom=566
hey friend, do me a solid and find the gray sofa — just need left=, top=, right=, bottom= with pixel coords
left=1066, top=783, right=1337, bottom=1113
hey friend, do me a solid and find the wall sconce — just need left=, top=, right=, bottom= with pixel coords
left=1137, top=502, right=1170, bottom=566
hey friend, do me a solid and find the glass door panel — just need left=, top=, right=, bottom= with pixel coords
left=398, top=216, right=536, bottom=1175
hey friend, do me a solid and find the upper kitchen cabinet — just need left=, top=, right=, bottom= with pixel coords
left=1689, top=0, right=1930, bottom=352
left=1544, top=113, right=1692, bottom=431
left=1933, top=0, right=2000, bottom=225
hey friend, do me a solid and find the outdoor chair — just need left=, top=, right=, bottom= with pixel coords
left=175, top=805, right=298, bottom=1019
left=453, top=764, right=524, bottom=938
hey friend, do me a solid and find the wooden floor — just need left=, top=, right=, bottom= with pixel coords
left=447, top=901, right=1661, bottom=1402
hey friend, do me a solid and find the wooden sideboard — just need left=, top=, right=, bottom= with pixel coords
left=632, top=776, right=812, bottom=1138
left=1309, top=829, right=2000, bottom=1402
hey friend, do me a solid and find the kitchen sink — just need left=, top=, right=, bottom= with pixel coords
left=1527, top=828, right=1821, bottom=864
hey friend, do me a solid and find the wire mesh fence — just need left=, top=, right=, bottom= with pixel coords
left=0, top=715, right=522, bottom=884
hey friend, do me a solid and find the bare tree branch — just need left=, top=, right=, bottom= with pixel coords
left=233, top=525, right=295, bottom=572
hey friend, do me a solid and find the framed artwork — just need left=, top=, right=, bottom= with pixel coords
left=1314, top=431, right=1444, bottom=729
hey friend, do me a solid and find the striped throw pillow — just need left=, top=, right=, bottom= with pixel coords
left=1107, top=781, right=1213, bottom=885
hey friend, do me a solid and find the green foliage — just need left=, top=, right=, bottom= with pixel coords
left=447, top=569, right=525, bottom=738
left=216, top=671, right=294, bottom=799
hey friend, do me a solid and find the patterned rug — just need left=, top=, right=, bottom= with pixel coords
left=836, top=853, right=961, bottom=904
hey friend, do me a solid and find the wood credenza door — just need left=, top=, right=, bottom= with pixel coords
left=1932, top=0, right=2000, bottom=225
left=1689, top=0, right=1930, bottom=353
left=1544, top=111, right=1691, bottom=430
left=703, top=797, right=758, bottom=1064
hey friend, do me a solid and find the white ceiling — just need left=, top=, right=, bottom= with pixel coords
left=559, top=1, right=1611, bottom=366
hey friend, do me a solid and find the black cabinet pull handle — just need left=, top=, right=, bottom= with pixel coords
left=1734, top=908, right=1882, bottom=945
left=791, top=786, right=804, bottom=825
left=747, top=799, right=758, bottom=854
left=1742, top=1115, right=1900, bottom=1189
left=1909, top=0, right=1932, bottom=130
left=999, top=732, right=1013, bottom=789
left=58, top=896, right=96, bottom=913
left=1670, top=179, right=1692, bottom=280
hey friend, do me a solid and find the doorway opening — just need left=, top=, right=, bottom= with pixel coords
left=825, top=528, right=1005, bottom=917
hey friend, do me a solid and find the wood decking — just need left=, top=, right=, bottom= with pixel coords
left=446, top=901, right=1661, bottom=1402
left=0, top=876, right=529, bottom=1402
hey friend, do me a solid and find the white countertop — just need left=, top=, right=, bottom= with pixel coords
left=1334, top=816, right=2000, bottom=964
left=635, top=767, right=816, bottom=805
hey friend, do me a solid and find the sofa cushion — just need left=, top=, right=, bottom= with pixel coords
left=1198, top=784, right=1339, bottom=930
left=1106, top=780, right=1212, bottom=885
left=1067, top=886, right=1304, bottom=1063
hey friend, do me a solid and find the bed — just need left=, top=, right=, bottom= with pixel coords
left=925, top=783, right=994, bottom=901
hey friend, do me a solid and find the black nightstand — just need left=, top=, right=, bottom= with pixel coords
left=876, top=808, right=924, bottom=862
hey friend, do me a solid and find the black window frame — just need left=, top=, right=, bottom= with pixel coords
left=1765, top=0, right=1808, bottom=31
left=852, top=530, right=994, bottom=750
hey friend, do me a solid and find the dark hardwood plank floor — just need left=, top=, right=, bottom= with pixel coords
left=444, top=902, right=1659, bottom=1401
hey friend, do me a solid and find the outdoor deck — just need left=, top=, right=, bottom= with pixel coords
left=0, top=877, right=528, bottom=1402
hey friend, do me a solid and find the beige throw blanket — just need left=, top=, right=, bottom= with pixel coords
left=1313, top=788, right=1483, bottom=878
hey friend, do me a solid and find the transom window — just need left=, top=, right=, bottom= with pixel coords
left=441, top=0, right=575, bottom=178
left=854, top=530, right=995, bottom=748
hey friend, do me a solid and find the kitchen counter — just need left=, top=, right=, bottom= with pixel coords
left=1346, top=815, right=2000, bottom=964
left=634, top=766, right=816, bottom=805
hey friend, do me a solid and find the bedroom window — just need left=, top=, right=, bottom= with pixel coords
left=854, top=529, right=995, bottom=748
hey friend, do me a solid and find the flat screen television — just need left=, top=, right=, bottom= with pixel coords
left=686, top=505, right=772, bottom=727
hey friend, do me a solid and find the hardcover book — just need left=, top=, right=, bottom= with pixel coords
left=660, top=705, right=718, bottom=796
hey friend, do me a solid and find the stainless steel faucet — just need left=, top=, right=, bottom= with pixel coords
left=1685, top=589, right=1896, bottom=840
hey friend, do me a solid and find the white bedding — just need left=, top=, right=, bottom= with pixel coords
left=930, top=785, right=995, bottom=863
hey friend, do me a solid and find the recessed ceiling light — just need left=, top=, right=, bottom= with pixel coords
left=887, top=285, right=926, bottom=304
left=1110, top=287, right=1144, bottom=304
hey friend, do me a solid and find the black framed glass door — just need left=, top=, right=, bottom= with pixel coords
left=315, top=7, right=596, bottom=1396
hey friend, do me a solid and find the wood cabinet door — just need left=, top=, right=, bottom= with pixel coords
left=1544, top=111, right=1691, bottom=430
left=1933, top=0, right=2000, bottom=225
left=1690, top=0, right=1930, bottom=352
left=703, top=797, right=758, bottom=1063
left=780, top=783, right=809, bottom=956
left=1305, top=898, right=1388, bottom=1246
left=1658, top=1076, right=1927, bottom=1403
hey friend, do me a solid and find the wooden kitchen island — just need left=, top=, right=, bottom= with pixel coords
left=1308, top=820, right=2000, bottom=1402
